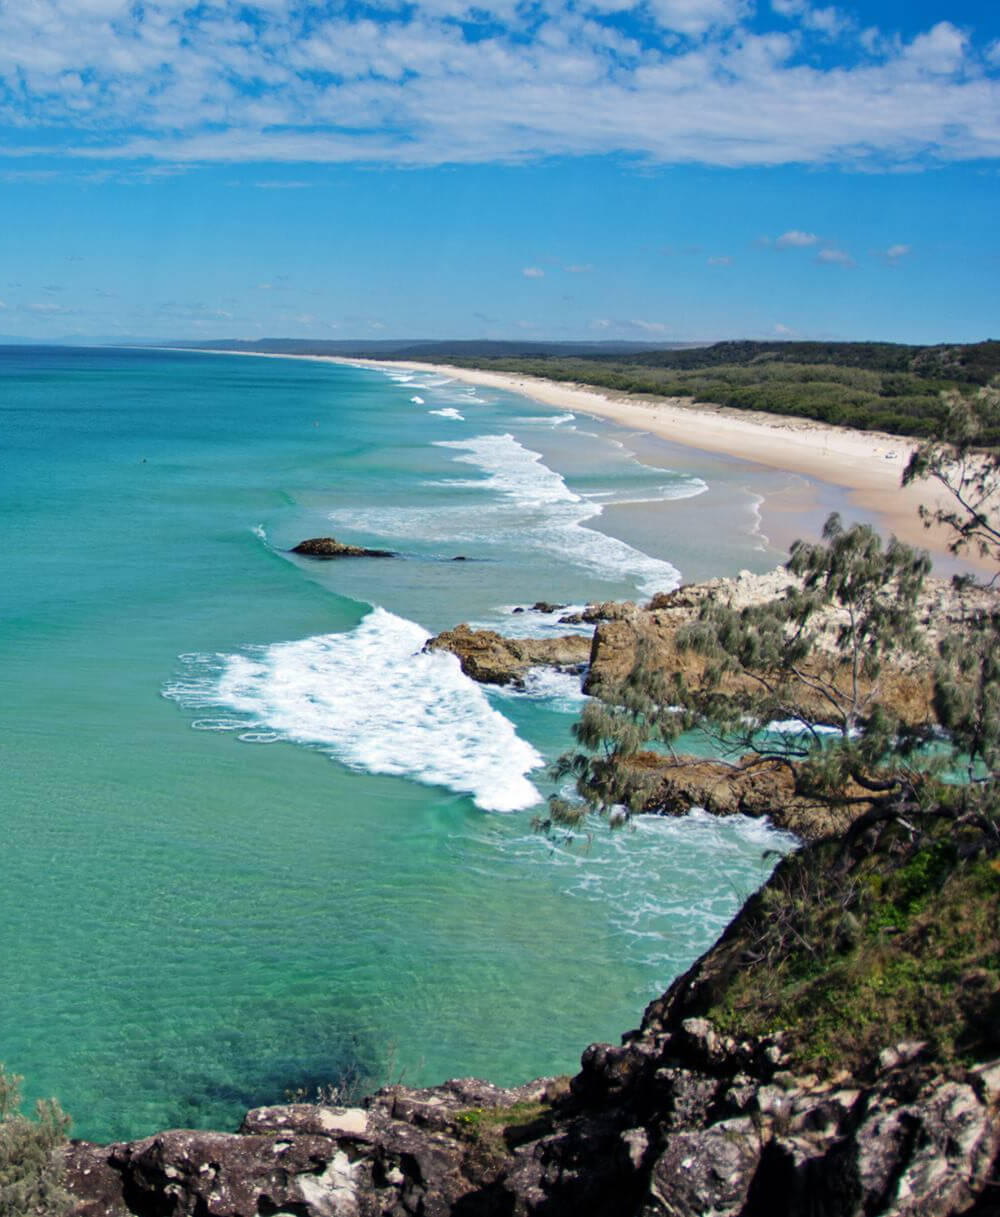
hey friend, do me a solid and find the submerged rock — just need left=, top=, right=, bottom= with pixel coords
left=291, top=536, right=396, bottom=558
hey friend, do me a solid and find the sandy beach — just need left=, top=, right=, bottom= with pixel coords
left=325, top=357, right=987, bottom=574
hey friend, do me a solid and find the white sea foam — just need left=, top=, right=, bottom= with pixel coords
left=491, top=667, right=588, bottom=712
left=511, top=413, right=576, bottom=427
left=164, top=608, right=543, bottom=813
left=479, top=808, right=798, bottom=982
left=434, top=434, right=686, bottom=595
left=429, top=407, right=465, bottom=420
left=410, top=395, right=425, bottom=405
left=483, top=604, right=593, bottom=639
left=766, top=719, right=852, bottom=737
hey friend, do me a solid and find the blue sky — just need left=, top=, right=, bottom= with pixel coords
left=1, top=0, right=997, bottom=344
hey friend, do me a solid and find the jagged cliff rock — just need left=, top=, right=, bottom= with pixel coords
left=425, top=624, right=591, bottom=687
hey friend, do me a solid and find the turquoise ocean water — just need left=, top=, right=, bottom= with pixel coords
left=1, top=347, right=808, bottom=1142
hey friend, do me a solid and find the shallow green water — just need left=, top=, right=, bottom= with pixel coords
left=1, top=347, right=799, bottom=1140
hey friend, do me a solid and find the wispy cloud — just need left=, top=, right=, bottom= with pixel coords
left=0, top=6, right=993, bottom=170
left=707, top=255, right=733, bottom=265
left=522, top=267, right=545, bottom=278
left=884, top=243, right=912, bottom=261
left=775, top=230, right=820, bottom=248
left=816, top=247, right=855, bottom=266
left=564, top=264, right=594, bottom=273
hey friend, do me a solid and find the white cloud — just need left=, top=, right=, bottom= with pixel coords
left=707, top=255, right=732, bottom=265
left=802, top=6, right=849, bottom=38
left=816, top=247, right=855, bottom=266
left=645, top=0, right=751, bottom=36
left=590, top=318, right=613, bottom=329
left=903, top=22, right=967, bottom=76
left=775, top=230, right=820, bottom=247
left=885, top=243, right=911, bottom=260
left=630, top=319, right=669, bottom=333
left=564, top=263, right=594, bottom=273
left=522, top=266, right=545, bottom=278
left=0, top=4, right=994, bottom=172
left=773, top=322, right=795, bottom=334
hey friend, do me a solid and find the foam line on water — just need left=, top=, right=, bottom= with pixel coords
left=164, top=608, right=544, bottom=812
left=435, top=433, right=686, bottom=595
left=330, top=433, right=689, bottom=596
left=511, top=413, right=576, bottom=427
left=430, top=407, right=465, bottom=420
left=476, top=809, right=799, bottom=983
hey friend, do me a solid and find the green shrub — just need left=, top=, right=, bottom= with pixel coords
left=0, top=1067, right=72, bottom=1217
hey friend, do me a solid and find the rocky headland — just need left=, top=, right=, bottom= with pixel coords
left=424, top=624, right=591, bottom=687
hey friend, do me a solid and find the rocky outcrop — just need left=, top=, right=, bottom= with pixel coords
left=291, top=537, right=396, bottom=558
left=617, top=752, right=865, bottom=841
left=425, top=624, right=592, bottom=687
left=585, top=571, right=996, bottom=726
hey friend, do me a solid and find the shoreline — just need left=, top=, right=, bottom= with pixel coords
left=193, top=348, right=985, bottom=574
left=336, top=357, right=985, bottom=574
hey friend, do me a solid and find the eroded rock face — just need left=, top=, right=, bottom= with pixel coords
left=425, top=624, right=592, bottom=687
left=291, top=537, right=396, bottom=558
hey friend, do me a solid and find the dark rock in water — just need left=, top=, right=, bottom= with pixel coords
left=452, top=555, right=468, bottom=561
left=531, top=601, right=567, bottom=614
left=291, top=537, right=395, bottom=559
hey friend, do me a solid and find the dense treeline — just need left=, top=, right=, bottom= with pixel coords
left=441, top=340, right=1000, bottom=441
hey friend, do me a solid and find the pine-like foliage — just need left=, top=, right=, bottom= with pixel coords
left=544, top=514, right=938, bottom=832
left=903, top=383, right=1000, bottom=570
left=0, top=1067, right=72, bottom=1217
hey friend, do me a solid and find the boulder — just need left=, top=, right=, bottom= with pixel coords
left=291, top=537, right=395, bottom=558
left=425, top=624, right=592, bottom=687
